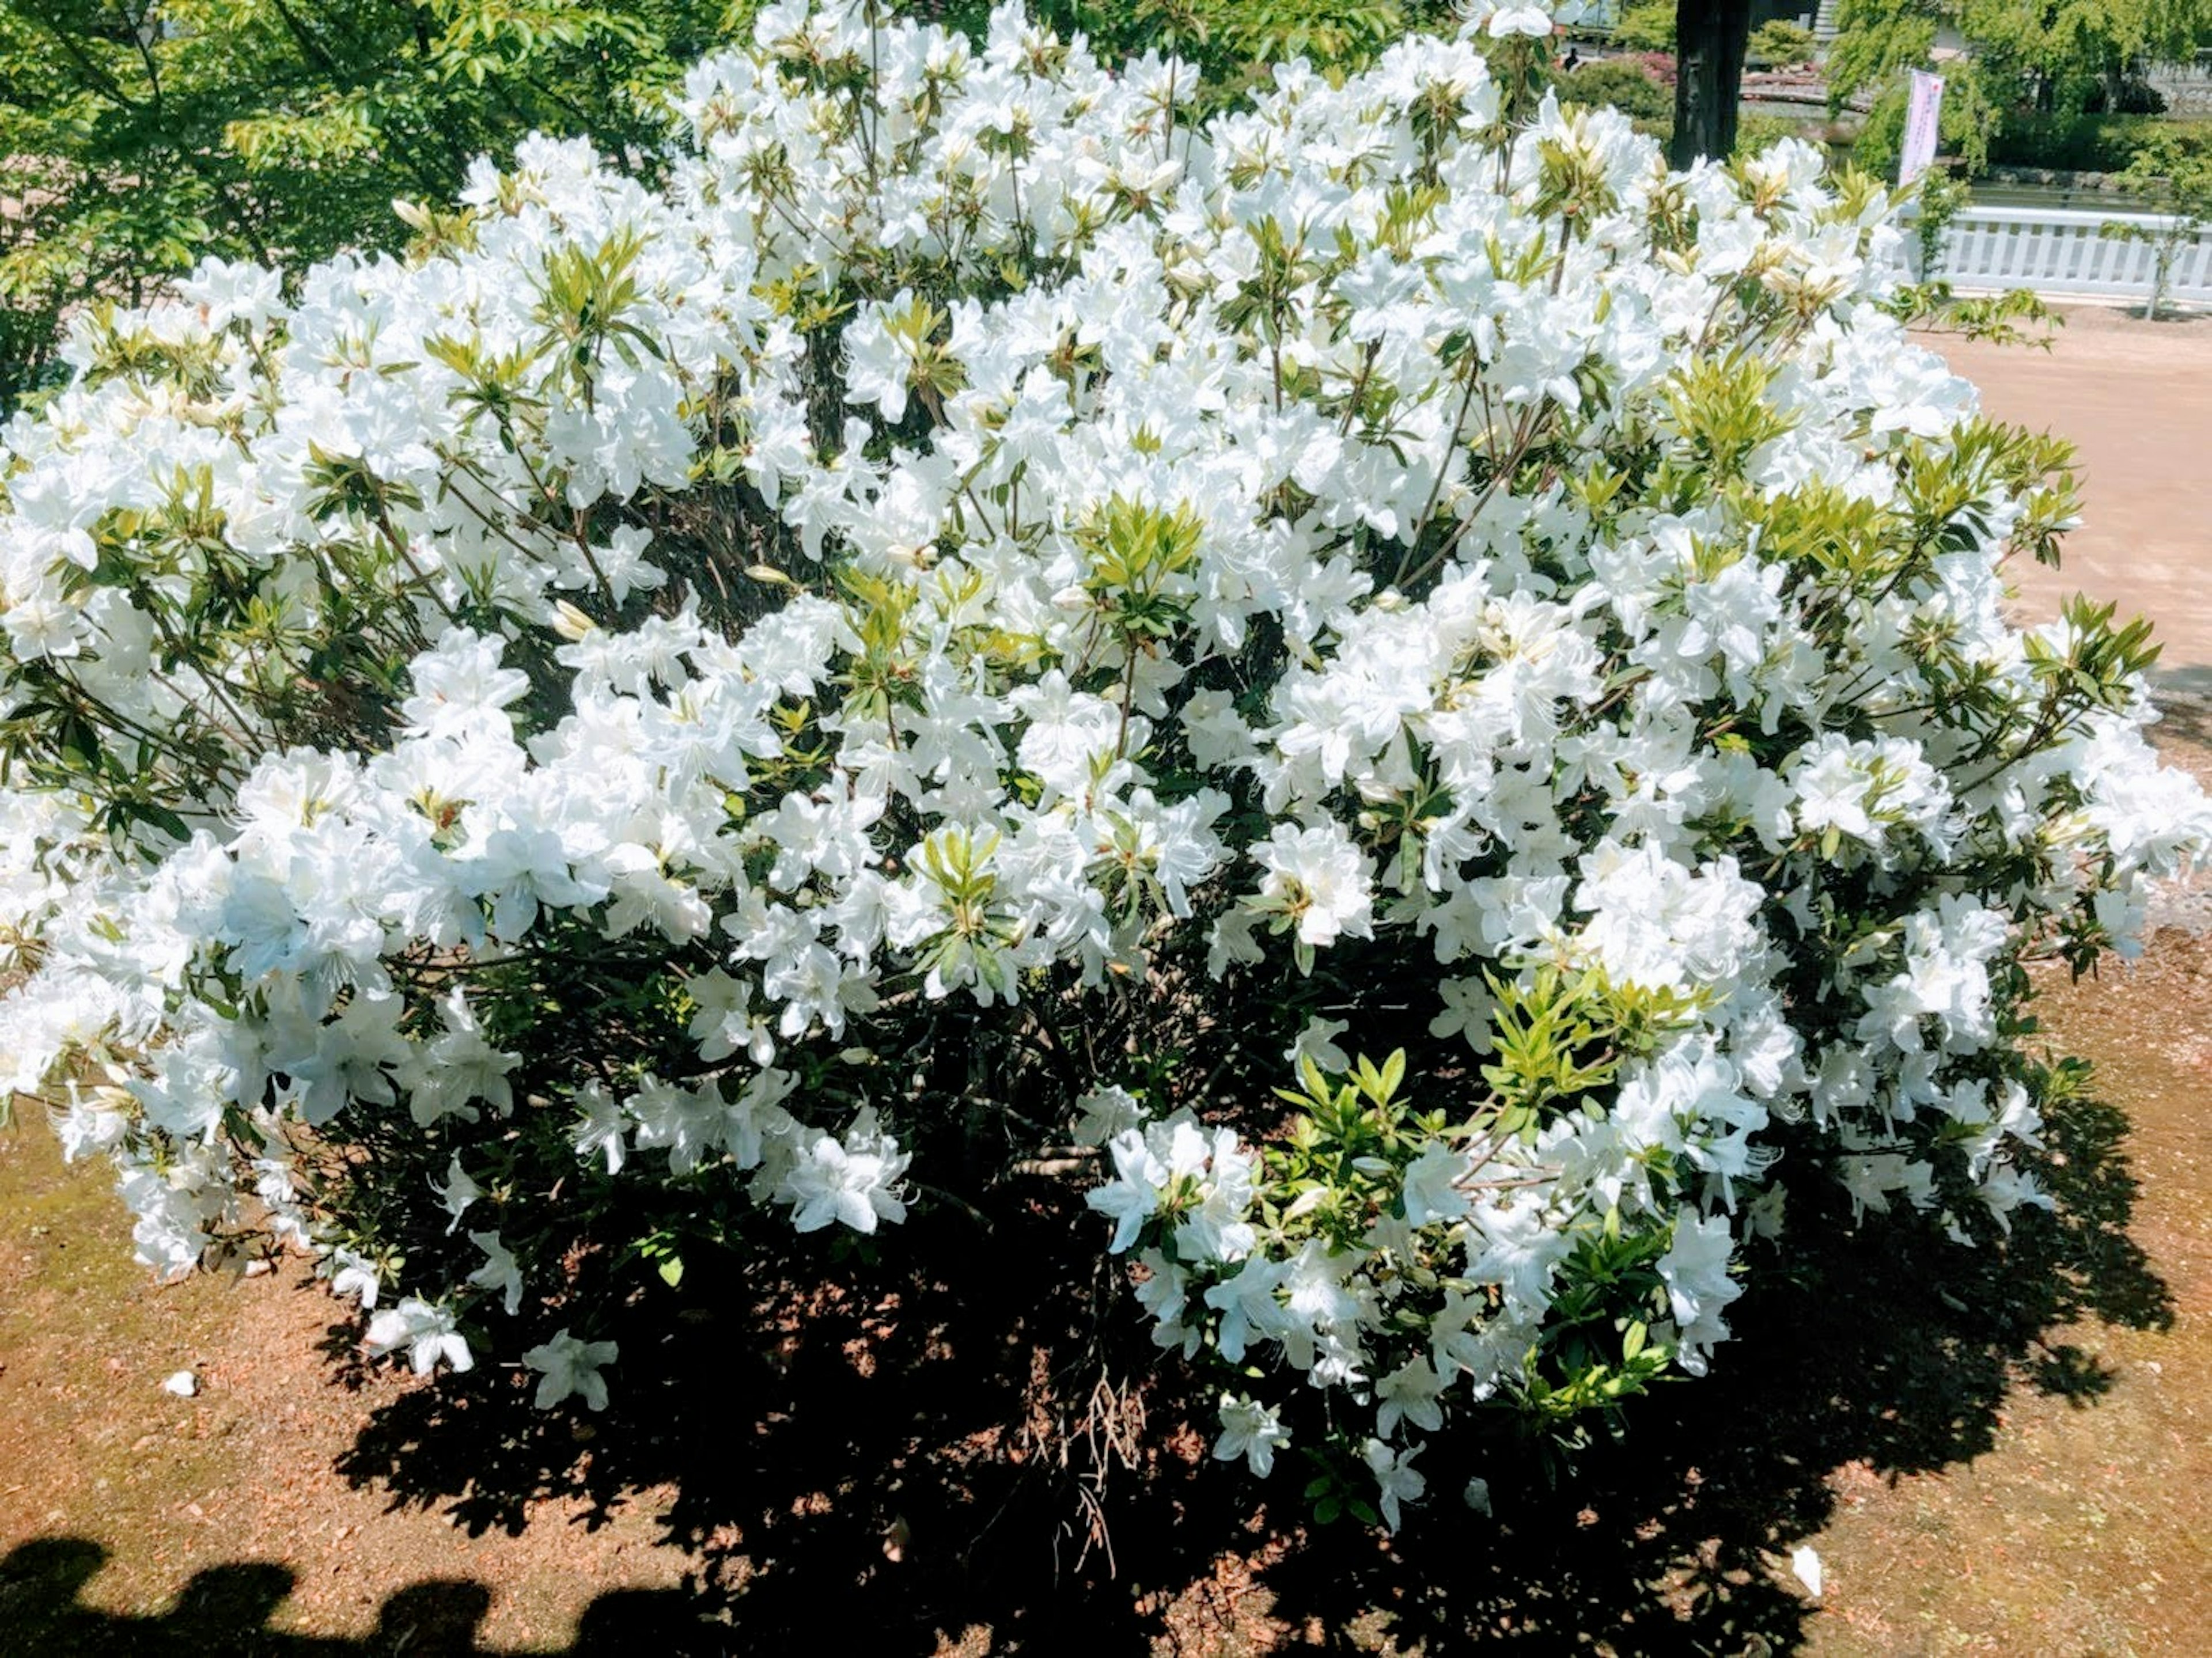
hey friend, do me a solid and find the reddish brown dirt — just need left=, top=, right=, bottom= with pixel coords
left=1802, top=931, right=2212, bottom=1657
left=0, top=1120, right=685, bottom=1651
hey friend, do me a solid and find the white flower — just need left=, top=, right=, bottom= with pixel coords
left=844, top=291, right=918, bottom=423
left=1657, top=1210, right=1744, bottom=1376
left=328, top=1248, right=381, bottom=1311
left=1373, top=1356, right=1448, bottom=1439
left=365, top=1298, right=474, bottom=1376
left=1428, top=977, right=1497, bottom=1054
left=1072, top=1083, right=1145, bottom=1148
left=571, top=1082, right=629, bottom=1174
left=521, top=1329, right=619, bottom=1410
left=1086, top=1126, right=1166, bottom=1253
left=628, top=1075, right=722, bottom=1176
left=400, top=629, right=531, bottom=745
left=404, top=992, right=520, bottom=1126
left=780, top=1107, right=910, bottom=1234
left=1213, top=1393, right=1292, bottom=1478
left=464, top=828, right=607, bottom=943
left=1479, top=4, right=1558, bottom=37
left=1399, top=1143, right=1474, bottom=1229
left=431, top=1154, right=482, bottom=1235
left=466, top=1229, right=524, bottom=1316
left=1203, top=1253, right=1291, bottom=1363
left=1790, top=738, right=1875, bottom=843
left=1362, top=1438, right=1427, bottom=1530
left=1285, top=1016, right=1351, bottom=1075
left=1251, top=823, right=1375, bottom=952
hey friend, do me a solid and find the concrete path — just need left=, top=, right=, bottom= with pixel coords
left=1930, top=306, right=2212, bottom=690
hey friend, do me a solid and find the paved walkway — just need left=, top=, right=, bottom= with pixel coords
left=1930, top=306, right=2212, bottom=690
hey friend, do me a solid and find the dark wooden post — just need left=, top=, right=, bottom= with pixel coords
left=1670, top=0, right=1754, bottom=166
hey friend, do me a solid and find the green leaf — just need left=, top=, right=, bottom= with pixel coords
left=1378, top=1048, right=1406, bottom=1101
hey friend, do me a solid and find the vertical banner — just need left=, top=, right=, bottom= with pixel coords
left=1900, top=70, right=1946, bottom=185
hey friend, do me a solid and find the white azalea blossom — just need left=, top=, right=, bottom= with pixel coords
left=521, top=1329, right=619, bottom=1410
left=1363, top=1437, right=1427, bottom=1531
left=365, top=1297, right=474, bottom=1376
left=466, top=1228, right=524, bottom=1316
left=327, top=1247, right=382, bottom=1312
left=431, top=1154, right=482, bottom=1236
left=1214, top=1393, right=1293, bottom=1477
left=780, top=1107, right=911, bottom=1235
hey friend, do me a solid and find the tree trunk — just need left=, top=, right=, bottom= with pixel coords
left=1670, top=0, right=1753, bottom=168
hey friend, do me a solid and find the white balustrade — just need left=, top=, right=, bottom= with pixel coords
left=1914, top=204, right=2212, bottom=306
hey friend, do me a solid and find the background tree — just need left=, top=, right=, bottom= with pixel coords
left=2101, top=127, right=2212, bottom=315
left=1032, top=0, right=1459, bottom=111
left=1830, top=0, right=2212, bottom=177
left=1671, top=0, right=1752, bottom=166
left=0, top=0, right=747, bottom=407
left=1745, top=18, right=1815, bottom=67
left=1959, top=0, right=2212, bottom=113
left=1612, top=0, right=1677, bottom=51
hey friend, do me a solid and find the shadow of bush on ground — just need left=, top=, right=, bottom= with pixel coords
left=1, top=1073, right=2171, bottom=1657
left=2145, top=679, right=2212, bottom=736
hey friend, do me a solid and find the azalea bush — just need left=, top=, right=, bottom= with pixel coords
left=2, top=0, right=2205, bottom=1531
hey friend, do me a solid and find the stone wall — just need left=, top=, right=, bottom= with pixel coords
left=2150, top=56, right=2212, bottom=116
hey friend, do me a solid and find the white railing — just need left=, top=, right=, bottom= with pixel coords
left=1916, top=203, right=2212, bottom=306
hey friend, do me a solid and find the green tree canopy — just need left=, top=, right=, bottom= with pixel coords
left=0, top=0, right=747, bottom=404
left=1830, top=0, right=2212, bottom=174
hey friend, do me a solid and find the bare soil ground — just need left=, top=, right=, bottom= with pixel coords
left=5, top=306, right=2212, bottom=1656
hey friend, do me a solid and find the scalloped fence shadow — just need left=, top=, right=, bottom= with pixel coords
left=4, top=1074, right=2170, bottom=1657
left=0, top=1536, right=709, bottom=1657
